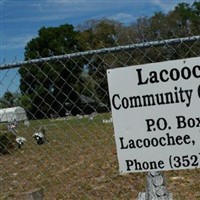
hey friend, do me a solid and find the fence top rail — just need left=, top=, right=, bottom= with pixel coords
left=1, top=35, right=200, bottom=70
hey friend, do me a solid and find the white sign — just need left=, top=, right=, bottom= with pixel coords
left=107, top=57, right=200, bottom=173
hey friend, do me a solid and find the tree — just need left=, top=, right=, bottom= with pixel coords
left=0, top=91, right=20, bottom=108
left=124, top=2, right=200, bottom=62
left=19, top=24, right=85, bottom=118
left=19, top=2, right=200, bottom=118
left=77, top=19, right=127, bottom=108
left=77, top=18, right=125, bottom=49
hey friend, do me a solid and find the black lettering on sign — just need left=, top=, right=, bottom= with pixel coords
left=136, top=65, right=200, bottom=85
left=176, top=115, right=200, bottom=129
left=126, top=159, right=165, bottom=171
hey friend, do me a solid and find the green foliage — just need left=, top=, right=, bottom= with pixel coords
left=77, top=19, right=122, bottom=49
left=25, top=24, right=82, bottom=59
left=18, top=2, right=200, bottom=119
left=0, top=91, right=20, bottom=108
left=19, top=24, right=86, bottom=118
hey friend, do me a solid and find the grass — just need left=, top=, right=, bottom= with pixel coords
left=0, top=113, right=200, bottom=199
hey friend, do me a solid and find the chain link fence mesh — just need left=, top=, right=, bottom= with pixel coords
left=1, top=35, right=200, bottom=199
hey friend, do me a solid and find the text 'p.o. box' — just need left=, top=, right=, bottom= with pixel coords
left=107, top=57, right=200, bottom=173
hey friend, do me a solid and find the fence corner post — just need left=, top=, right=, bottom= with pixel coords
left=137, top=171, right=173, bottom=200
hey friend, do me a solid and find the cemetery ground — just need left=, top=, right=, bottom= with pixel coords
left=0, top=113, right=200, bottom=199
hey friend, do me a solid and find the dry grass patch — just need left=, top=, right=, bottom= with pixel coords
left=1, top=114, right=200, bottom=199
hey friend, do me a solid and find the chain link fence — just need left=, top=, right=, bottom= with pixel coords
left=1, top=35, right=200, bottom=199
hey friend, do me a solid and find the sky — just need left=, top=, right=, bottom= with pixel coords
left=0, top=0, right=196, bottom=96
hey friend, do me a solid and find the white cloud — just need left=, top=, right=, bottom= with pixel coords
left=2, top=0, right=165, bottom=26
left=2, top=1, right=94, bottom=23
left=0, top=0, right=7, bottom=6
left=151, top=0, right=195, bottom=13
left=1, top=35, right=35, bottom=50
left=3, top=14, right=70, bottom=23
left=153, top=0, right=176, bottom=12
left=109, top=13, right=137, bottom=24
left=2, top=0, right=196, bottom=54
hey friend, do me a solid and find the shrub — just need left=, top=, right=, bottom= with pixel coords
left=0, top=132, right=16, bottom=155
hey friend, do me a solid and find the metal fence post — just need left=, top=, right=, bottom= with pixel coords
left=138, top=171, right=173, bottom=200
